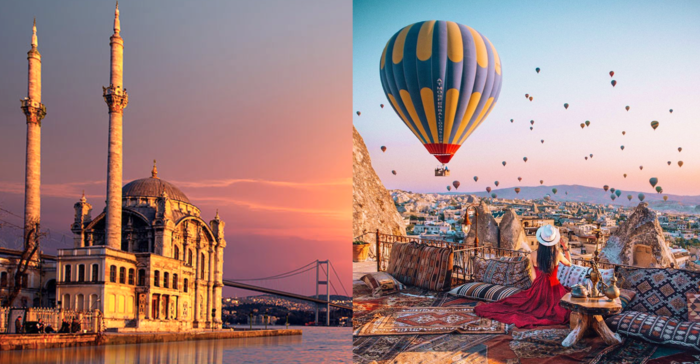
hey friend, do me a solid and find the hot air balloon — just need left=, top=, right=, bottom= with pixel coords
left=529, top=96, right=533, bottom=101
left=590, top=154, right=593, bottom=158
left=502, top=161, right=506, bottom=167
left=663, top=195, right=668, bottom=202
left=380, top=21, right=503, bottom=169
left=627, top=195, right=632, bottom=201
left=638, top=193, right=645, bottom=201
left=530, top=120, right=535, bottom=125
left=495, top=181, right=500, bottom=187
left=525, top=93, right=529, bottom=99
left=678, top=161, right=684, bottom=167
left=615, top=190, right=622, bottom=197
left=491, top=193, right=497, bottom=198
left=678, top=147, right=682, bottom=152
left=649, top=178, right=658, bottom=188
left=611, top=194, right=616, bottom=201
left=610, top=188, right=616, bottom=194
left=603, top=185, right=609, bottom=192
left=580, top=123, right=585, bottom=129
left=453, top=181, right=461, bottom=189
left=357, top=111, right=361, bottom=116
left=639, top=166, right=643, bottom=170
left=585, top=120, right=590, bottom=127
left=611, top=80, right=617, bottom=87
left=654, top=186, right=662, bottom=193
left=473, top=176, right=478, bottom=182
left=518, top=177, right=522, bottom=182
left=392, top=170, right=396, bottom=175
left=609, top=71, right=614, bottom=77
left=541, top=139, right=544, bottom=144
left=381, top=146, right=387, bottom=152
left=540, top=180, right=543, bottom=185
left=622, top=131, right=626, bottom=135
left=669, top=109, right=673, bottom=114
left=510, top=119, right=514, bottom=123
left=447, top=186, right=451, bottom=191
left=668, top=161, right=672, bottom=166
left=552, top=188, right=558, bottom=194
left=564, top=103, right=569, bottom=109
left=621, top=145, right=625, bottom=150
left=523, top=157, right=528, bottom=162
left=380, top=104, right=384, bottom=108
left=535, top=67, right=540, bottom=73
left=515, top=187, right=521, bottom=194
left=585, top=156, right=588, bottom=160
left=530, top=126, right=533, bottom=131
left=565, top=191, right=568, bottom=195
left=623, top=174, right=627, bottom=178
left=486, top=186, right=491, bottom=193
left=651, top=120, right=659, bottom=130
left=625, top=105, right=630, bottom=111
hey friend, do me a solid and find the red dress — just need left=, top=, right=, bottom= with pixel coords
left=473, top=264, right=571, bottom=328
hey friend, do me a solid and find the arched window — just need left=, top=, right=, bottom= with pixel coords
left=164, top=272, right=170, bottom=288
left=188, top=249, right=193, bottom=266
left=0, top=272, right=7, bottom=287
left=62, top=294, right=70, bottom=310
left=91, top=264, right=99, bottom=282
left=109, top=265, right=117, bottom=283
left=200, top=253, right=206, bottom=279
left=154, top=270, right=160, bottom=287
left=174, top=245, right=180, bottom=260
left=128, top=268, right=135, bottom=285
left=183, top=278, right=188, bottom=293
left=119, top=267, right=126, bottom=284
left=78, top=264, right=85, bottom=282
left=138, top=269, right=146, bottom=286
left=65, top=265, right=72, bottom=283
left=173, top=274, right=178, bottom=290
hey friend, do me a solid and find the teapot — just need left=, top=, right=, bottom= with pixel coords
left=571, top=284, right=589, bottom=298
left=604, top=275, right=621, bottom=301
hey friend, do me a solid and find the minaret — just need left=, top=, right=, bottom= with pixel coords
left=103, top=1, right=128, bottom=249
left=20, top=18, right=47, bottom=258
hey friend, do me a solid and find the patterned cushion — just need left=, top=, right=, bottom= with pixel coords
left=616, top=266, right=700, bottom=321
left=606, top=310, right=700, bottom=352
left=360, top=272, right=405, bottom=297
left=557, top=263, right=615, bottom=289
left=386, top=242, right=453, bottom=291
left=688, top=293, right=700, bottom=323
left=449, top=282, right=522, bottom=302
left=472, top=255, right=533, bottom=290
left=620, top=288, right=637, bottom=311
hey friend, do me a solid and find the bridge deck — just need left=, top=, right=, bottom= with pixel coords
left=223, top=280, right=352, bottom=310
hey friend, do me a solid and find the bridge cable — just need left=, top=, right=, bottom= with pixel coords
left=329, top=261, right=349, bottom=297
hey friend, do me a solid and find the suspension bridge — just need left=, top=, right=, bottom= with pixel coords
left=223, top=260, right=351, bottom=326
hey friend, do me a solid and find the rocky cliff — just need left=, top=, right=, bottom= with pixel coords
left=465, top=200, right=499, bottom=247
left=599, top=202, right=677, bottom=267
left=499, top=209, right=531, bottom=252
left=353, top=126, right=406, bottom=256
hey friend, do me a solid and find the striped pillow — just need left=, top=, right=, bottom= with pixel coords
left=472, top=255, right=533, bottom=290
left=386, top=243, right=453, bottom=291
left=449, top=282, right=522, bottom=302
left=619, top=288, right=636, bottom=311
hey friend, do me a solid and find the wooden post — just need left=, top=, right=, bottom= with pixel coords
left=376, top=229, right=381, bottom=272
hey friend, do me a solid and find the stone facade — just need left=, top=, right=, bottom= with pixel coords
left=0, top=248, right=57, bottom=307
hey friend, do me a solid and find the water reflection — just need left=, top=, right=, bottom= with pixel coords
left=0, top=334, right=302, bottom=364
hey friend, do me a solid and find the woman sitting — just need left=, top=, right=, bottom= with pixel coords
left=474, top=224, right=572, bottom=328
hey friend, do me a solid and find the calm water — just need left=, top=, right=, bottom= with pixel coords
left=0, top=326, right=352, bottom=364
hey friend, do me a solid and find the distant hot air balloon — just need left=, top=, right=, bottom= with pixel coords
left=585, top=156, right=588, bottom=160
left=611, top=80, right=617, bottom=87
left=627, top=194, right=632, bottom=201
left=525, top=93, right=529, bottom=99
left=678, top=147, right=682, bottom=152
left=615, top=190, right=622, bottom=197
left=447, top=186, right=451, bottom=191
left=611, top=194, right=616, bottom=201
left=541, top=139, right=544, bottom=144
left=453, top=181, right=461, bottom=189
left=623, top=174, right=627, bottom=178
left=523, top=157, right=528, bottom=162
left=535, top=67, right=540, bottom=73
left=530, top=126, right=533, bottom=131
left=540, top=180, right=543, bottom=185
left=381, top=146, right=387, bottom=152
left=357, top=111, right=361, bottom=116
left=473, top=176, right=479, bottom=182
left=530, top=120, right=535, bottom=125
left=495, top=181, right=500, bottom=187
left=638, top=193, right=645, bottom=201
left=380, top=104, right=384, bottom=108
left=486, top=187, right=491, bottom=193
left=552, top=188, right=558, bottom=194
left=678, top=161, right=684, bottom=167
left=518, top=177, right=522, bottom=182
left=625, top=105, right=630, bottom=111
left=620, top=145, right=625, bottom=151
left=610, top=188, right=616, bottom=194
left=669, top=109, right=673, bottom=114
left=564, top=103, right=569, bottom=109
left=622, top=131, right=626, bottom=135
left=491, top=193, right=497, bottom=198
left=668, top=161, right=672, bottom=166
left=529, top=96, right=533, bottom=101
left=510, top=119, right=514, bottom=123
left=650, top=120, right=659, bottom=130
left=655, top=186, right=662, bottom=194
left=639, top=166, right=643, bottom=170
left=663, top=195, right=668, bottom=202
left=515, top=187, right=521, bottom=194
left=590, top=154, right=593, bottom=158
left=585, top=120, right=590, bottom=127
left=392, top=170, right=396, bottom=175
left=649, top=178, right=658, bottom=188
left=603, top=185, right=609, bottom=192
left=502, top=161, right=507, bottom=167
left=565, top=191, right=568, bottom=195
left=380, top=21, right=503, bottom=167
left=580, top=123, right=585, bottom=129
left=609, top=71, right=614, bottom=77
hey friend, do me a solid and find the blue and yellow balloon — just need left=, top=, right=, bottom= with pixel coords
left=380, top=21, right=502, bottom=165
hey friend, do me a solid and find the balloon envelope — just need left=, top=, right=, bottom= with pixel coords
left=638, top=193, right=645, bottom=201
left=392, top=170, right=396, bottom=175
left=585, top=120, right=590, bottom=127
left=564, top=103, right=569, bottom=109
left=502, top=161, right=506, bottom=166
left=627, top=195, right=632, bottom=201
left=609, top=71, right=614, bottom=77
left=494, top=181, right=499, bottom=186
left=651, top=120, right=659, bottom=130
left=649, top=177, right=658, bottom=188
left=535, top=67, right=540, bottom=73
left=473, top=176, right=478, bottom=182
left=611, top=80, right=617, bottom=87
left=580, top=123, right=585, bottom=129
left=552, top=188, right=558, bottom=194
left=381, top=146, right=387, bottom=152
left=518, top=177, right=522, bottom=182
left=663, top=196, right=668, bottom=201
left=447, top=186, right=451, bottom=191
left=523, top=157, right=528, bottom=162
left=380, top=21, right=503, bottom=164
left=625, top=106, right=630, bottom=111
left=678, top=147, right=682, bottom=152
left=611, top=194, right=616, bottom=201
left=486, top=187, right=491, bottom=193
left=678, top=161, right=684, bottom=167
left=603, top=185, right=609, bottom=192
left=540, top=180, right=543, bottom=185
left=615, top=190, right=622, bottom=197
left=656, top=186, right=662, bottom=193
left=453, top=181, right=461, bottom=189
left=515, top=187, right=521, bottom=194
left=380, top=104, right=384, bottom=108
left=491, top=193, right=497, bottom=198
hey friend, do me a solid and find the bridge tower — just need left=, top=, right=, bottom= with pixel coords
left=315, top=260, right=330, bottom=326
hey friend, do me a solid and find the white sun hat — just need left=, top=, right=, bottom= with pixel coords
left=536, top=224, right=560, bottom=246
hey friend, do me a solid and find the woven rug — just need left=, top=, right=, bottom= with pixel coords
left=354, top=306, right=506, bottom=336
left=589, top=338, right=658, bottom=364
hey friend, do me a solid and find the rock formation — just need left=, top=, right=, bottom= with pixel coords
left=498, top=209, right=531, bottom=252
left=465, top=200, right=499, bottom=247
left=599, top=202, right=677, bottom=268
left=353, top=126, right=406, bottom=256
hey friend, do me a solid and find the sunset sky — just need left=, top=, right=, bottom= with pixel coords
left=0, top=0, right=352, bottom=297
left=354, top=0, right=700, bottom=197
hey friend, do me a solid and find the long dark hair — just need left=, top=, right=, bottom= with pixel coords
left=537, top=243, right=558, bottom=274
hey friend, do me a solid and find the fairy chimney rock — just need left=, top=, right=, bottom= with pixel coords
left=465, top=200, right=499, bottom=247
left=499, top=209, right=531, bottom=252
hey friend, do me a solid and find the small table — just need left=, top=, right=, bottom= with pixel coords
left=559, top=293, right=622, bottom=347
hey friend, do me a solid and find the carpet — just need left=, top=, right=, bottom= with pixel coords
left=355, top=306, right=506, bottom=336
left=589, top=338, right=658, bottom=364
left=647, top=351, right=700, bottom=363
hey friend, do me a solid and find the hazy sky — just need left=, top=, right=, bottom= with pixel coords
left=354, top=0, right=700, bottom=196
left=0, top=0, right=352, bottom=297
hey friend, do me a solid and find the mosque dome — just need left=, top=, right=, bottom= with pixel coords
left=122, top=161, right=190, bottom=203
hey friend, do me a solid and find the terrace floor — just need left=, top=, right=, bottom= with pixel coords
left=352, top=260, right=698, bottom=364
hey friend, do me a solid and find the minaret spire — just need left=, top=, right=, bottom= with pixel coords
left=31, top=18, right=37, bottom=48
left=114, top=1, right=120, bottom=35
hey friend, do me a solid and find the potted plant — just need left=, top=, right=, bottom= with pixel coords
left=353, top=240, right=370, bottom=262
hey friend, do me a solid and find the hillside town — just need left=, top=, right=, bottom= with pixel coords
left=392, top=190, right=700, bottom=270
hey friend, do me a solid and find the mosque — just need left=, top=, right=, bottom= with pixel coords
left=1, top=4, right=225, bottom=331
